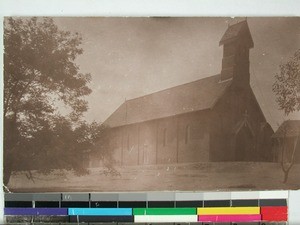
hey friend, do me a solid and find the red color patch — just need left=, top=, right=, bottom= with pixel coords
left=261, top=206, right=287, bottom=215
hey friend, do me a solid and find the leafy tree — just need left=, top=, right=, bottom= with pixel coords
left=3, top=17, right=94, bottom=186
left=18, top=118, right=109, bottom=178
left=273, top=49, right=300, bottom=183
left=273, top=49, right=300, bottom=115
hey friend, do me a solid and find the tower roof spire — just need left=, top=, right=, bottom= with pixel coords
left=219, top=20, right=254, bottom=48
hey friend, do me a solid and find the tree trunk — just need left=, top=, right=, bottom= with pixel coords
left=3, top=169, right=12, bottom=188
left=3, top=113, right=18, bottom=188
left=283, top=170, right=290, bottom=183
left=3, top=152, right=13, bottom=188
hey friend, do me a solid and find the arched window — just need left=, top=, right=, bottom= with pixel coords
left=185, top=125, right=190, bottom=144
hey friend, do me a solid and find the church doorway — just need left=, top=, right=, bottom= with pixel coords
left=235, top=124, right=254, bottom=161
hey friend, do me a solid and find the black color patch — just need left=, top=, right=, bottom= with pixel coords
left=259, top=199, right=287, bottom=206
left=35, top=201, right=60, bottom=208
left=5, top=201, right=32, bottom=208
left=175, top=201, right=203, bottom=207
left=61, top=201, right=89, bottom=208
left=148, top=201, right=175, bottom=208
left=231, top=199, right=259, bottom=206
left=118, top=201, right=147, bottom=208
left=91, top=201, right=118, bottom=208
left=203, top=200, right=230, bottom=207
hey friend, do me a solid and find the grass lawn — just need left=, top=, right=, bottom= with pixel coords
left=8, top=162, right=300, bottom=192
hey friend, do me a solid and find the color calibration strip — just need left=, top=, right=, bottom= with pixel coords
left=4, top=191, right=288, bottom=224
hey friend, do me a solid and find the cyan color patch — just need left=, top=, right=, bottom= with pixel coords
left=68, top=208, right=132, bottom=216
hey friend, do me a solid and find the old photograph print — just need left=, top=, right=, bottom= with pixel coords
left=3, top=17, right=300, bottom=192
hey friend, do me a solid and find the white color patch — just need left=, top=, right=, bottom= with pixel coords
left=259, top=190, right=289, bottom=199
left=134, top=215, right=198, bottom=223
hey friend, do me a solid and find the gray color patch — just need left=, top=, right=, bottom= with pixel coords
left=147, top=192, right=175, bottom=201
left=118, top=193, right=147, bottom=201
left=203, top=191, right=231, bottom=200
left=62, top=193, right=89, bottom=201
left=33, top=193, right=61, bottom=201
left=90, top=193, right=118, bottom=201
left=175, top=192, right=204, bottom=201
left=5, top=193, right=33, bottom=201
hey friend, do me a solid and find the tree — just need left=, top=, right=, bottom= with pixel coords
left=273, top=49, right=300, bottom=183
left=3, top=17, right=93, bottom=186
left=273, top=49, right=300, bottom=115
left=274, top=121, right=299, bottom=183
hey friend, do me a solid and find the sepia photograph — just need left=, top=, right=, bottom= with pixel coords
left=3, top=17, right=300, bottom=192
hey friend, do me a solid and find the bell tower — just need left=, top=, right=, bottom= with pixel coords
left=219, top=20, right=254, bottom=87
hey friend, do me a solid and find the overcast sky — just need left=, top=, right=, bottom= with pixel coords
left=54, top=17, right=300, bottom=130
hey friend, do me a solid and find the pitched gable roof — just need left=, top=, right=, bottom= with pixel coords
left=273, top=120, right=300, bottom=138
left=219, top=20, right=254, bottom=48
left=104, top=74, right=232, bottom=128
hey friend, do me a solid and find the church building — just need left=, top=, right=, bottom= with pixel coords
left=101, top=20, right=274, bottom=166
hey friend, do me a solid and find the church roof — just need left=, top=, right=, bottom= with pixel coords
left=273, top=120, right=300, bottom=138
left=219, top=20, right=254, bottom=47
left=104, top=74, right=232, bottom=128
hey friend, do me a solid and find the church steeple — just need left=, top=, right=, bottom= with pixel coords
left=219, top=20, right=254, bottom=86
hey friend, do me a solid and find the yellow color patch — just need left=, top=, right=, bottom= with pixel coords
left=197, top=207, right=260, bottom=215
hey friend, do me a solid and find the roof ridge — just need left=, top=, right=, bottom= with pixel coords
left=126, top=74, right=222, bottom=103
left=228, top=19, right=247, bottom=28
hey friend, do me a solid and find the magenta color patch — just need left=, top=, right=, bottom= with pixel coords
left=198, top=214, right=261, bottom=222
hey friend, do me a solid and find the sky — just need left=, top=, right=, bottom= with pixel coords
left=53, top=17, right=300, bottom=130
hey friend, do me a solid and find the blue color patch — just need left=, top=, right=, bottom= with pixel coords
left=4, top=208, right=68, bottom=215
left=68, top=208, right=132, bottom=216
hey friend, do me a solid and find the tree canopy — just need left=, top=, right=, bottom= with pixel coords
left=3, top=17, right=105, bottom=186
left=273, top=49, right=300, bottom=115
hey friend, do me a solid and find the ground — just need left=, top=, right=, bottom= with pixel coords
left=7, top=162, right=300, bottom=192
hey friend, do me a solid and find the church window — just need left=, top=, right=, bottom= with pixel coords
left=163, top=128, right=167, bottom=147
left=185, top=125, right=190, bottom=144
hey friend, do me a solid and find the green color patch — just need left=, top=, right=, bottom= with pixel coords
left=133, top=208, right=196, bottom=215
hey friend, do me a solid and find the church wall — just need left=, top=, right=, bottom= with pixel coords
left=121, top=124, right=139, bottom=165
left=177, top=111, right=210, bottom=163
left=138, top=121, right=157, bottom=165
left=210, top=84, right=273, bottom=162
left=209, top=88, right=236, bottom=161
left=109, top=127, right=123, bottom=165
left=107, top=110, right=212, bottom=166
left=107, top=125, right=140, bottom=166
left=247, top=89, right=274, bottom=161
left=156, top=117, right=178, bottom=164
